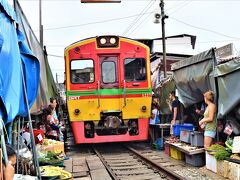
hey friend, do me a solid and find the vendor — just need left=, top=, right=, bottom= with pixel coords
left=1, top=144, right=16, bottom=180
left=149, top=103, right=160, bottom=125
left=199, top=90, right=217, bottom=149
left=45, top=105, right=60, bottom=140
left=167, top=91, right=181, bottom=135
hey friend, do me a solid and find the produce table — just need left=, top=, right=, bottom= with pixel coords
left=165, top=141, right=205, bottom=155
left=149, top=124, right=171, bottom=143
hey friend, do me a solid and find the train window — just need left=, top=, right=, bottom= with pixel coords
left=101, top=61, right=116, bottom=83
left=124, top=58, right=146, bottom=82
left=70, top=59, right=94, bottom=84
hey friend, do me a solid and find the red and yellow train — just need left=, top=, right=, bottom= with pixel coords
left=64, top=36, right=152, bottom=143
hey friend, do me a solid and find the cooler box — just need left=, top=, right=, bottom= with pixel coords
left=190, top=131, right=204, bottom=147
left=170, top=147, right=184, bottom=160
left=173, top=124, right=194, bottom=136
left=185, top=153, right=205, bottom=167
left=206, top=151, right=217, bottom=173
left=180, top=130, right=192, bottom=143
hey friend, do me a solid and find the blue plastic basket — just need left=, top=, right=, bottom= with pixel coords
left=153, top=138, right=164, bottom=150
left=173, top=124, right=194, bottom=136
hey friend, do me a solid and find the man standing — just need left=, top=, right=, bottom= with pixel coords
left=167, top=91, right=181, bottom=135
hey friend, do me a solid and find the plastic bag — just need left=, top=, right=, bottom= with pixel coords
left=223, top=123, right=233, bottom=135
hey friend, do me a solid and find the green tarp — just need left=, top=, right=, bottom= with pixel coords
left=158, top=79, right=175, bottom=115
left=172, top=49, right=216, bottom=107
left=215, top=58, right=240, bottom=118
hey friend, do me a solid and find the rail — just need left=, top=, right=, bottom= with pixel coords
left=92, top=147, right=119, bottom=180
left=126, top=146, right=186, bottom=180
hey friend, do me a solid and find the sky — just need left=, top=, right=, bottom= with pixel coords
left=15, top=0, right=240, bottom=83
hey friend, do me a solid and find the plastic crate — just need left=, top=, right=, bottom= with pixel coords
left=190, top=131, right=204, bottom=147
left=185, top=153, right=205, bottom=167
left=170, top=147, right=184, bottom=160
left=173, top=124, right=194, bottom=136
left=180, top=130, right=192, bottom=143
left=164, top=143, right=170, bottom=156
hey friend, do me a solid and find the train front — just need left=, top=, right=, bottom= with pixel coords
left=64, top=36, right=152, bottom=144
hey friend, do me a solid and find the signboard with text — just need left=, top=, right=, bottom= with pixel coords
left=81, top=0, right=121, bottom=3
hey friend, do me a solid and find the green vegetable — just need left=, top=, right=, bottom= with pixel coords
left=214, top=149, right=230, bottom=160
left=207, top=144, right=225, bottom=151
left=225, top=138, right=233, bottom=151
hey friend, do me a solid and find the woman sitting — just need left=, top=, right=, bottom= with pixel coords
left=45, top=105, right=60, bottom=140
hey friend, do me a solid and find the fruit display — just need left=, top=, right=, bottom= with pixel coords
left=40, top=166, right=72, bottom=179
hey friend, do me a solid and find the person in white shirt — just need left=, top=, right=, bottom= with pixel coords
left=150, top=103, right=160, bottom=124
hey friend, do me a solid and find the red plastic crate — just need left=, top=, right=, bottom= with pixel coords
left=164, top=143, right=171, bottom=156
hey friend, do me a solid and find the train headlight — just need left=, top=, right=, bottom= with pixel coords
left=141, top=106, right=147, bottom=112
left=74, top=109, right=80, bottom=115
left=97, top=36, right=119, bottom=48
left=100, top=38, right=107, bottom=45
left=110, top=37, right=116, bottom=44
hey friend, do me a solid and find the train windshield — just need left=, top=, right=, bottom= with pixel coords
left=124, top=58, right=146, bottom=82
left=70, top=59, right=94, bottom=84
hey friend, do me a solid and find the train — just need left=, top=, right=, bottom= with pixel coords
left=64, top=35, right=152, bottom=143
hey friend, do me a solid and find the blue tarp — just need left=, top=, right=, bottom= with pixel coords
left=0, top=0, right=40, bottom=123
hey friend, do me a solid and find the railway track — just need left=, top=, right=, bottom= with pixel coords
left=64, top=120, right=214, bottom=180
left=93, top=144, right=185, bottom=180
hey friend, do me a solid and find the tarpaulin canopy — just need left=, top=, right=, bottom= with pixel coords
left=215, top=58, right=240, bottom=118
left=172, top=49, right=216, bottom=107
left=15, top=1, right=58, bottom=113
left=0, top=0, right=40, bottom=123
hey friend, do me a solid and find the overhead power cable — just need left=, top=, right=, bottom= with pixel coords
left=170, top=16, right=240, bottom=39
left=43, top=12, right=154, bottom=31
left=122, top=0, right=155, bottom=36
left=127, top=9, right=154, bottom=36
left=167, top=0, right=192, bottom=15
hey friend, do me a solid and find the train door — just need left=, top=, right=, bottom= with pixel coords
left=99, top=55, right=121, bottom=112
left=99, top=55, right=119, bottom=89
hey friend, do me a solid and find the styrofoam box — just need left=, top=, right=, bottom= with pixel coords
left=206, top=151, right=217, bottom=173
left=229, top=162, right=240, bottom=180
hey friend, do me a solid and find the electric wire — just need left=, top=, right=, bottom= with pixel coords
left=167, top=0, right=192, bottom=15
left=43, top=12, right=154, bottom=31
left=170, top=16, right=240, bottom=39
left=127, top=8, right=155, bottom=36
left=122, top=0, right=155, bottom=36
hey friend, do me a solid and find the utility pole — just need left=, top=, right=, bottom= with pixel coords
left=160, top=0, right=167, bottom=78
left=39, top=0, right=43, bottom=48
left=56, top=73, right=59, bottom=84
